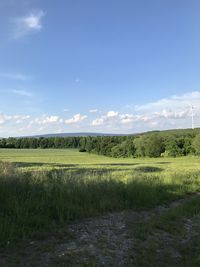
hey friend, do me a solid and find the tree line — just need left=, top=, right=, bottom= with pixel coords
left=1, top=128, right=200, bottom=157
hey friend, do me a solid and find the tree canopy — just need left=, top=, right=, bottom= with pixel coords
left=0, top=128, right=200, bottom=158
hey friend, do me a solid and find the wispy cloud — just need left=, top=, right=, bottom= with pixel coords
left=91, top=91, right=200, bottom=131
left=11, top=89, right=33, bottom=97
left=0, top=72, right=31, bottom=81
left=135, top=91, right=200, bottom=112
left=89, top=109, right=98, bottom=113
left=13, top=10, right=45, bottom=39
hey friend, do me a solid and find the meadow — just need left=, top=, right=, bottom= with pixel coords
left=0, top=149, right=200, bottom=265
left=0, top=148, right=200, bottom=173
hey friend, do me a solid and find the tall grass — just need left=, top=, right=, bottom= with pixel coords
left=0, top=162, right=200, bottom=246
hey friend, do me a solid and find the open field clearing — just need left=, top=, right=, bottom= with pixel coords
left=0, top=148, right=200, bottom=174
left=0, top=149, right=200, bottom=266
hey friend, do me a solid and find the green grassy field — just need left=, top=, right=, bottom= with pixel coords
left=0, top=148, right=200, bottom=174
left=0, top=149, right=200, bottom=265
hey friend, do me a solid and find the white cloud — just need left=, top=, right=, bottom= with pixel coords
left=13, top=115, right=30, bottom=120
left=0, top=113, right=88, bottom=137
left=20, top=113, right=86, bottom=126
left=0, top=91, right=199, bottom=136
left=106, top=110, right=119, bottom=118
left=63, top=108, right=69, bottom=112
left=10, top=89, right=33, bottom=97
left=13, top=115, right=30, bottom=124
left=0, top=114, right=30, bottom=125
left=91, top=117, right=104, bottom=126
left=65, top=113, right=87, bottom=124
left=31, top=115, right=63, bottom=125
left=131, top=91, right=200, bottom=129
left=90, top=91, right=200, bottom=131
left=45, top=116, right=62, bottom=123
left=0, top=114, right=12, bottom=124
left=13, top=10, right=45, bottom=39
left=0, top=73, right=31, bottom=81
left=91, top=111, right=119, bottom=127
left=120, top=114, right=136, bottom=124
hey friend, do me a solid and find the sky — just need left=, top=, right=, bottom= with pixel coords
left=0, top=0, right=200, bottom=137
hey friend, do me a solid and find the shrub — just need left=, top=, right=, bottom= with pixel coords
left=79, top=148, right=87, bottom=152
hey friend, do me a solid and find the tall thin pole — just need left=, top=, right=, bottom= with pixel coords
left=191, top=105, right=194, bottom=129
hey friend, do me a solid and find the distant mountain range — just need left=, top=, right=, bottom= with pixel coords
left=22, top=132, right=129, bottom=138
left=4, top=128, right=199, bottom=139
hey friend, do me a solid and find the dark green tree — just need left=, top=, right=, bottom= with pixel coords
left=192, top=134, right=200, bottom=155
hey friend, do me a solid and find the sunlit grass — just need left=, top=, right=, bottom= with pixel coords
left=0, top=149, right=199, bottom=174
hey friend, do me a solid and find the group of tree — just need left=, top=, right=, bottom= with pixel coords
left=1, top=128, right=200, bottom=158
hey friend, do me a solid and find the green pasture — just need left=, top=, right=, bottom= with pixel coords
left=0, top=148, right=200, bottom=174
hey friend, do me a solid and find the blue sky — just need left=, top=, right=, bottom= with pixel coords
left=0, top=0, right=200, bottom=136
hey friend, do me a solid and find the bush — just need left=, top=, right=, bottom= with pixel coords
left=79, top=148, right=87, bottom=152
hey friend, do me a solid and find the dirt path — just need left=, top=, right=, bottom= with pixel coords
left=1, top=193, right=200, bottom=266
